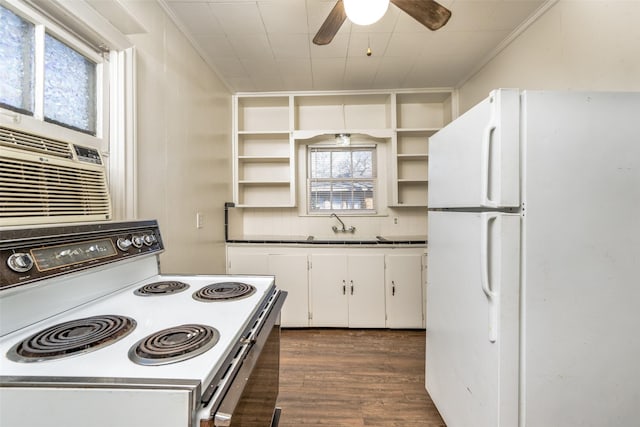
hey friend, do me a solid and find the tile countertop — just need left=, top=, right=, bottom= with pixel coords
left=226, top=235, right=427, bottom=246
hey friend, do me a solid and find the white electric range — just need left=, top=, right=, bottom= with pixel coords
left=0, top=220, right=286, bottom=427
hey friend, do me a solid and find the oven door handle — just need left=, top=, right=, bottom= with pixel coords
left=211, top=290, right=287, bottom=427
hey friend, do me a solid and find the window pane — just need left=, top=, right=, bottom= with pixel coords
left=310, top=151, right=330, bottom=178
left=352, top=150, right=372, bottom=178
left=331, top=151, right=351, bottom=178
left=331, top=181, right=352, bottom=210
left=331, top=181, right=374, bottom=210
left=44, top=33, right=97, bottom=134
left=310, top=181, right=331, bottom=210
left=0, top=5, right=34, bottom=114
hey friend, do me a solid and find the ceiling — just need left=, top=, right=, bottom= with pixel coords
left=160, top=0, right=550, bottom=93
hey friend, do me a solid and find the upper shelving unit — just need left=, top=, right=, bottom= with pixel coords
left=234, top=96, right=293, bottom=208
left=237, top=96, right=290, bottom=132
left=232, top=90, right=455, bottom=208
left=390, top=91, right=454, bottom=207
left=396, top=92, right=453, bottom=130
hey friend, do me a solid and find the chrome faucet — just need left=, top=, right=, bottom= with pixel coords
left=330, top=213, right=356, bottom=233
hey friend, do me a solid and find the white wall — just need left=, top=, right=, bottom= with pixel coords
left=124, top=1, right=232, bottom=274
left=231, top=138, right=428, bottom=241
left=458, top=0, right=640, bottom=112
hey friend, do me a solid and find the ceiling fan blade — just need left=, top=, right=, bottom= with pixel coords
left=391, top=0, right=452, bottom=31
left=313, top=0, right=347, bottom=45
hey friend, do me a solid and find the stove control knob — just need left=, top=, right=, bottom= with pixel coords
left=142, top=234, right=156, bottom=246
left=7, top=253, right=34, bottom=273
left=131, top=235, right=144, bottom=248
left=117, top=237, right=132, bottom=251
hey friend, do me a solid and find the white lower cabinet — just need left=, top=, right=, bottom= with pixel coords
left=227, top=251, right=309, bottom=327
left=268, top=254, right=309, bottom=327
left=226, top=245, right=425, bottom=328
left=385, top=254, right=424, bottom=328
left=227, top=253, right=268, bottom=275
left=309, top=254, right=385, bottom=328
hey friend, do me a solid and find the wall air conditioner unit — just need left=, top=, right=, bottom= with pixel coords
left=0, top=125, right=112, bottom=226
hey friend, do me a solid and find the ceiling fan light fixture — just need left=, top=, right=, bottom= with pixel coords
left=343, top=0, right=389, bottom=26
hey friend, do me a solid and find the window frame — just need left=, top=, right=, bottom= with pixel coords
left=0, top=0, right=108, bottom=152
left=307, top=144, right=378, bottom=215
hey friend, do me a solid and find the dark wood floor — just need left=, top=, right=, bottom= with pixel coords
left=277, top=328, right=445, bottom=427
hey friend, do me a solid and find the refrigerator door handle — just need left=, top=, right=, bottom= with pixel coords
left=480, top=212, right=499, bottom=343
left=481, top=123, right=498, bottom=209
left=481, top=95, right=499, bottom=208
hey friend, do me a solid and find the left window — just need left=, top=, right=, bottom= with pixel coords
left=0, top=5, right=35, bottom=115
left=0, top=2, right=102, bottom=137
left=44, top=33, right=97, bottom=134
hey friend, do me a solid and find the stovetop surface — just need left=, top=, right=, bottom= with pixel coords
left=0, top=274, right=275, bottom=387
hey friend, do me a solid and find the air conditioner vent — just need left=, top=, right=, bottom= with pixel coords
left=0, top=126, right=73, bottom=159
left=0, top=126, right=111, bottom=226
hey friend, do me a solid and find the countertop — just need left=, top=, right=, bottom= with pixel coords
left=226, top=235, right=427, bottom=246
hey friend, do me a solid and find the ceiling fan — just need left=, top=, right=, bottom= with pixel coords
left=313, top=0, right=452, bottom=45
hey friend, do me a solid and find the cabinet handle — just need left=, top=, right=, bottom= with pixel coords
left=342, top=280, right=346, bottom=295
left=350, top=280, right=354, bottom=295
left=392, top=280, right=396, bottom=296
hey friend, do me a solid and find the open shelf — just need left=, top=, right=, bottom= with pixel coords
left=394, top=182, right=429, bottom=207
left=237, top=182, right=293, bottom=207
left=396, top=92, right=453, bottom=130
left=237, top=96, right=290, bottom=132
left=294, top=94, right=391, bottom=131
left=233, top=90, right=455, bottom=208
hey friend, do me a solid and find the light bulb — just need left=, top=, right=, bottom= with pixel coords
left=343, top=0, right=389, bottom=26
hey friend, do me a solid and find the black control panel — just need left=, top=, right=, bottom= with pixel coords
left=73, top=144, right=103, bottom=165
left=0, top=220, right=163, bottom=290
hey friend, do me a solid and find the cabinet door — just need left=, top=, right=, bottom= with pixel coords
left=385, top=254, right=423, bottom=328
left=269, top=254, right=309, bottom=327
left=227, top=253, right=269, bottom=274
left=347, top=255, right=386, bottom=328
left=309, top=254, right=348, bottom=327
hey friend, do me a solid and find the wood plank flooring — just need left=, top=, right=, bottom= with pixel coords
left=276, top=329, right=445, bottom=427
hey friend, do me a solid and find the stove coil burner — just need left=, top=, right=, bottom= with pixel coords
left=7, top=315, right=136, bottom=363
left=128, top=324, right=220, bottom=366
left=192, top=282, right=257, bottom=302
left=134, top=281, right=190, bottom=296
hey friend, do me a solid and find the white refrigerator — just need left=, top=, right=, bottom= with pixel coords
left=425, top=89, right=640, bottom=427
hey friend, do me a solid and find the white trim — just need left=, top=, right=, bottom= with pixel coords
left=108, top=48, right=137, bottom=220
left=32, top=0, right=136, bottom=51
left=235, top=87, right=456, bottom=98
left=108, top=51, right=124, bottom=219
left=455, top=0, right=559, bottom=88
left=124, top=47, right=137, bottom=219
left=95, top=60, right=104, bottom=139
left=33, top=24, right=45, bottom=120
